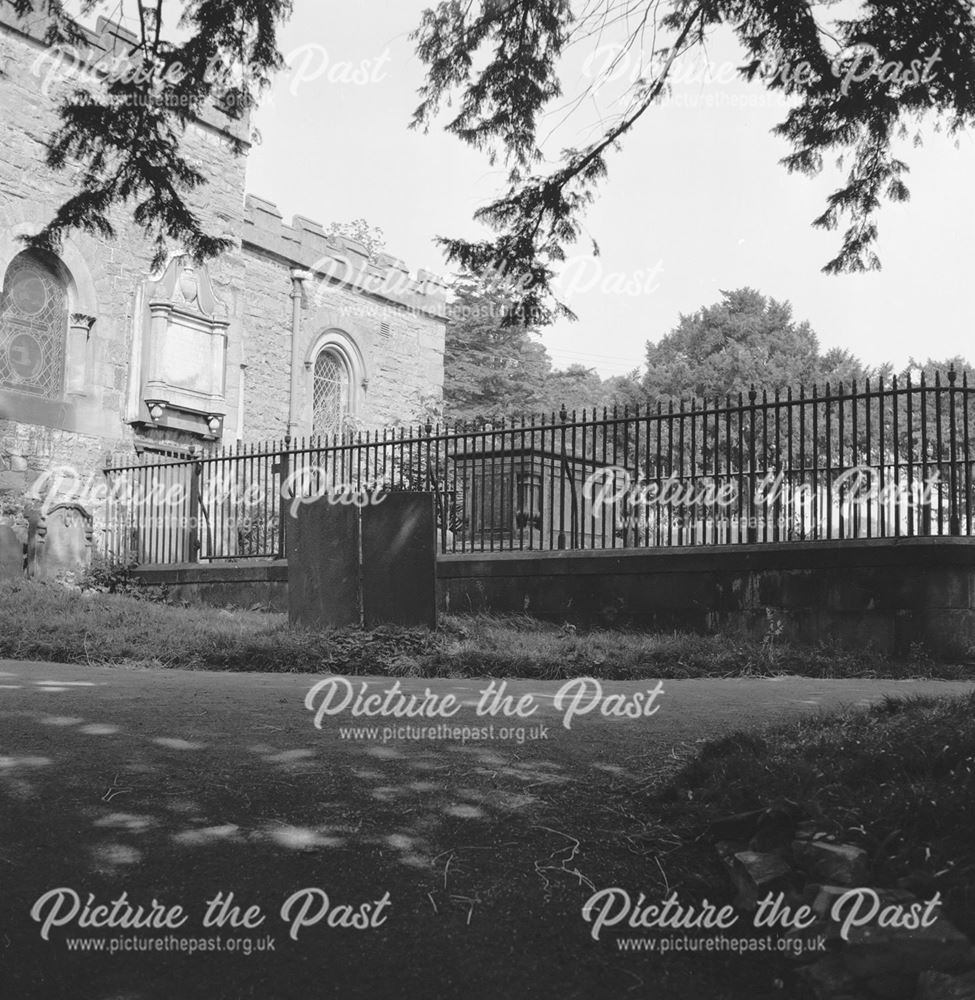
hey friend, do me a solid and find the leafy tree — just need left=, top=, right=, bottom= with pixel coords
left=539, top=364, right=605, bottom=414
left=641, top=288, right=870, bottom=403
left=12, top=0, right=293, bottom=269
left=412, top=1, right=975, bottom=321
left=898, top=356, right=975, bottom=384
left=325, top=218, right=386, bottom=263
left=443, top=278, right=636, bottom=421
left=889, top=356, right=975, bottom=463
left=601, top=372, right=646, bottom=411
left=631, top=289, right=878, bottom=512
left=443, top=278, right=555, bottom=424
left=537, top=365, right=642, bottom=415
left=12, top=2, right=975, bottom=317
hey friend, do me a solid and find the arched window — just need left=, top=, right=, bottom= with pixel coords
left=0, top=250, right=68, bottom=397
left=312, top=349, right=351, bottom=439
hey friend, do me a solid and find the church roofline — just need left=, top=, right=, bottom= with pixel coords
left=243, top=194, right=448, bottom=321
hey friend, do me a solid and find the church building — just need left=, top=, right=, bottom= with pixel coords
left=0, top=8, right=447, bottom=563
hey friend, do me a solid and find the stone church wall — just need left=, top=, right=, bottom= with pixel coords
left=0, top=12, right=249, bottom=518
left=240, top=196, right=447, bottom=442
left=0, top=9, right=446, bottom=562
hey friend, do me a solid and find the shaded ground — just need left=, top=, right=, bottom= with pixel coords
left=0, top=661, right=972, bottom=1000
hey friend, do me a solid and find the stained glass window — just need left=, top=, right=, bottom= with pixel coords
left=312, top=350, right=350, bottom=439
left=0, top=252, right=68, bottom=397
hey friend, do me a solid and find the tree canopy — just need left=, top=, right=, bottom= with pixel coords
left=325, top=218, right=386, bottom=262
left=642, top=287, right=871, bottom=402
left=443, top=277, right=557, bottom=423
left=443, top=277, right=637, bottom=422
left=412, top=0, right=975, bottom=322
left=12, top=0, right=292, bottom=270
left=10, top=1, right=975, bottom=313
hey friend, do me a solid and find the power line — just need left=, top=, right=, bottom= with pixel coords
left=549, top=350, right=643, bottom=372
left=546, top=344, right=645, bottom=363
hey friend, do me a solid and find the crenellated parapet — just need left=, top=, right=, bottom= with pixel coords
left=243, top=194, right=448, bottom=319
left=0, top=6, right=249, bottom=143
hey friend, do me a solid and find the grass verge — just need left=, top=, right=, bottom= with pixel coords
left=1, top=580, right=972, bottom=678
left=658, top=692, right=975, bottom=936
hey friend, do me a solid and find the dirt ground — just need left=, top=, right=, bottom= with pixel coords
left=1, top=661, right=971, bottom=999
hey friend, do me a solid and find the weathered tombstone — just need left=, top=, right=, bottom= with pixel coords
left=288, top=500, right=360, bottom=628
left=0, top=524, right=26, bottom=580
left=27, top=504, right=92, bottom=582
left=361, top=492, right=437, bottom=628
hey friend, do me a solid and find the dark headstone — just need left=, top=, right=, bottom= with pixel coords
left=0, top=524, right=26, bottom=580
left=361, top=492, right=437, bottom=628
left=288, top=500, right=360, bottom=628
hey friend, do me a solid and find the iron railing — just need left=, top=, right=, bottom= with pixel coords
left=102, top=368, right=975, bottom=564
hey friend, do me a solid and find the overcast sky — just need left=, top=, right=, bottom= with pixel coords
left=101, top=1, right=975, bottom=379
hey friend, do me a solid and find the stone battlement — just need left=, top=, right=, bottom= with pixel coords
left=0, top=5, right=249, bottom=142
left=243, top=194, right=448, bottom=318
left=0, top=4, right=448, bottom=317
left=0, top=4, right=141, bottom=57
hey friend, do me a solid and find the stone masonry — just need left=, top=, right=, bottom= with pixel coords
left=0, top=7, right=446, bottom=558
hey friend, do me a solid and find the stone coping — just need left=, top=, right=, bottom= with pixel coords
left=438, top=537, right=975, bottom=576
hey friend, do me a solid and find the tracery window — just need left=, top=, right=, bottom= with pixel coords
left=0, top=251, right=68, bottom=397
left=312, top=349, right=350, bottom=438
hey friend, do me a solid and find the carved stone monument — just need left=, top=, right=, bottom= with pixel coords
left=27, top=503, right=93, bottom=581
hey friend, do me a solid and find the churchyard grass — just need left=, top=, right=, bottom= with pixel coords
left=1, top=580, right=971, bottom=678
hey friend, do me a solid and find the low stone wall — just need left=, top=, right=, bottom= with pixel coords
left=135, top=561, right=289, bottom=612
left=131, top=539, right=975, bottom=657
left=438, top=538, right=975, bottom=657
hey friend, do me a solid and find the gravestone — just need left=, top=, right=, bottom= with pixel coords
left=27, top=504, right=92, bottom=581
left=288, top=501, right=360, bottom=628
left=0, top=524, right=26, bottom=580
left=361, top=493, right=437, bottom=628
left=287, top=492, right=438, bottom=629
